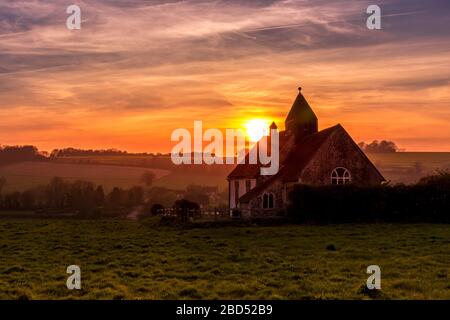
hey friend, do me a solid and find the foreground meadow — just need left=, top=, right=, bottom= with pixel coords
left=0, top=220, right=449, bottom=299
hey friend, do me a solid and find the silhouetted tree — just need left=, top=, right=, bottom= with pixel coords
left=150, top=203, right=164, bottom=215
left=45, top=177, right=67, bottom=208
left=94, top=185, right=105, bottom=206
left=127, top=186, right=144, bottom=207
left=50, top=147, right=127, bottom=157
left=146, top=187, right=177, bottom=207
left=358, top=140, right=399, bottom=153
left=0, top=177, right=6, bottom=194
left=108, top=187, right=127, bottom=208
left=0, top=145, right=46, bottom=166
left=418, top=170, right=450, bottom=185
left=0, top=177, right=6, bottom=206
left=140, top=171, right=156, bottom=187
left=184, top=184, right=210, bottom=205
left=20, top=189, right=36, bottom=209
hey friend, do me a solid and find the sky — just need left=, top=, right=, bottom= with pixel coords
left=0, top=0, right=449, bottom=152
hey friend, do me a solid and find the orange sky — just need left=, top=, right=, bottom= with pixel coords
left=0, top=0, right=449, bottom=152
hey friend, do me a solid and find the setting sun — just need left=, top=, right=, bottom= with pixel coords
left=245, top=119, right=270, bottom=142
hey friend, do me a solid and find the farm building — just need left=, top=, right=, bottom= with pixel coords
left=227, top=87, right=385, bottom=218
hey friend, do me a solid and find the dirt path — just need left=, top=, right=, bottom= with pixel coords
left=127, top=206, right=144, bottom=220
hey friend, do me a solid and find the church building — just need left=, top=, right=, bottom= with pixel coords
left=227, top=87, right=385, bottom=218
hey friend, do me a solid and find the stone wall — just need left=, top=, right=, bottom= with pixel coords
left=245, top=179, right=287, bottom=218
left=300, top=126, right=384, bottom=186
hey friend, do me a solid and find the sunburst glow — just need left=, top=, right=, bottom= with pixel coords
left=245, top=119, right=270, bottom=142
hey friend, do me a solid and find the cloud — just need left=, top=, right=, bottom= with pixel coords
left=0, top=0, right=449, bottom=151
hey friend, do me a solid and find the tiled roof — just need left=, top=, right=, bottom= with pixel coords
left=238, top=174, right=279, bottom=203
left=227, top=130, right=290, bottom=179
left=279, top=125, right=339, bottom=181
left=229, top=125, right=339, bottom=180
left=235, top=125, right=341, bottom=203
left=237, top=124, right=386, bottom=204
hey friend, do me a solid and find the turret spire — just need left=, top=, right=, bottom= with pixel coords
left=285, top=87, right=318, bottom=140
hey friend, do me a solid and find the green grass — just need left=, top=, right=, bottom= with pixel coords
left=0, top=220, right=449, bottom=300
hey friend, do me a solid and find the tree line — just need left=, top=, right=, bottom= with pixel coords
left=0, top=174, right=227, bottom=218
left=0, top=177, right=144, bottom=217
left=358, top=140, right=400, bottom=153
left=0, top=145, right=46, bottom=166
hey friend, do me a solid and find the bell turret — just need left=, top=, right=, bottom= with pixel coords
left=285, top=87, right=318, bottom=141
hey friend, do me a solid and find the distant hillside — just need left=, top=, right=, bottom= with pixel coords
left=366, top=152, right=450, bottom=184
left=2, top=145, right=449, bottom=191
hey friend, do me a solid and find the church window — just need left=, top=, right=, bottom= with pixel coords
left=263, top=193, right=275, bottom=209
left=268, top=194, right=274, bottom=208
left=331, top=167, right=351, bottom=185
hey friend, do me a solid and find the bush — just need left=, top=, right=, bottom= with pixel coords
left=150, top=203, right=164, bottom=215
left=288, top=172, right=450, bottom=223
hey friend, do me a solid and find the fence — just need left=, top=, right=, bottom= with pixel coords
left=156, top=207, right=230, bottom=222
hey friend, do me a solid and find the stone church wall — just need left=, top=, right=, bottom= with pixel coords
left=300, top=127, right=383, bottom=186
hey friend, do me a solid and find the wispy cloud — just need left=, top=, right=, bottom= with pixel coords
left=0, top=0, right=449, bottom=151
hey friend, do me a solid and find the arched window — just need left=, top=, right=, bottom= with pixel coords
left=331, top=167, right=351, bottom=185
left=262, top=193, right=275, bottom=209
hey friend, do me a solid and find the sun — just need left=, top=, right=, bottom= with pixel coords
left=245, top=119, right=270, bottom=142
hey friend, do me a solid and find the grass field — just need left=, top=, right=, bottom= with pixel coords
left=1, top=153, right=450, bottom=193
left=0, top=161, right=170, bottom=192
left=367, top=152, right=450, bottom=184
left=0, top=220, right=449, bottom=300
left=367, top=152, right=450, bottom=169
left=0, top=161, right=228, bottom=192
left=155, top=171, right=228, bottom=190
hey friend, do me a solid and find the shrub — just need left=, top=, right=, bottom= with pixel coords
left=288, top=172, right=450, bottom=223
left=150, top=203, right=164, bottom=215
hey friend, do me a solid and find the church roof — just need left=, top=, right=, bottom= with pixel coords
left=237, top=125, right=339, bottom=203
left=279, top=125, right=339, bottom=181
left=237, top=124, right=386, bottom=203
left=227, top=130, right=290, bottom=179
left=229, top=88, right=386, bottom=206
left=285, top=88, right=317, bottom=126
left=238, top=174, right=279, bottom=203
left=229, top=124, right=338, bottom=181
